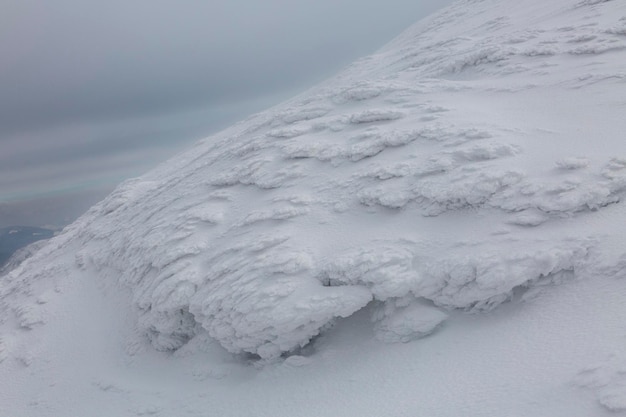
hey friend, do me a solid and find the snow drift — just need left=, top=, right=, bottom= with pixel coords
left=3, top=0, right=626, bottom=415
left=3, top=0, right=626, bottom=357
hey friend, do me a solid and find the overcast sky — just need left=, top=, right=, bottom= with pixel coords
left=0, top=0, right=454, bottom=227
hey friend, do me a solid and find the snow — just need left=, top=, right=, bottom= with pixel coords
left=3, top=0, right=626, bottom=415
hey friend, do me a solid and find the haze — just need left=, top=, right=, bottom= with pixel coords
left=0, top=0, right=453, bottom=228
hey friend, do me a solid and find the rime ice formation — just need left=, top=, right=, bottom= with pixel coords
left=3, top=0, right=626, bottom=415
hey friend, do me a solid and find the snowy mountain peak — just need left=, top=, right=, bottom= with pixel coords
left=3, top=0, right=626, bottom=415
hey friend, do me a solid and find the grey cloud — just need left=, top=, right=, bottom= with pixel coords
left=0, top=187, right=115, bottom=228
left=0, top=0, right=454, bottom=224
left=0, top=94, right=281, bottom=201
left=1, top=0, right=452, bottom=133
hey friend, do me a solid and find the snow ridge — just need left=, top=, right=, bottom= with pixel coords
left=3, top=0, right=626, bottom=412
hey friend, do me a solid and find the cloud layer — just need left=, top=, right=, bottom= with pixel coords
left=0, top=0, right=453, bottom=223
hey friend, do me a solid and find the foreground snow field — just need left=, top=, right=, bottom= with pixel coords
left=2, top=0, right=626, bottom=415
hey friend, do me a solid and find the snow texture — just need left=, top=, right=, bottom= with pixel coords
left=3, top=0, right=626, bottom=415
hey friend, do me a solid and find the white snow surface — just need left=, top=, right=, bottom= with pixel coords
left=3, top=0, right=626, bottom=415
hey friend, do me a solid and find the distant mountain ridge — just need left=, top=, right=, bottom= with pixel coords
left=0, top=226, right=53, bottom=267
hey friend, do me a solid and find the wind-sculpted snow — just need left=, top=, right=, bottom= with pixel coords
left=2, top=0, right=626, bottom=386
left=4, top=0, right=626, bottom=415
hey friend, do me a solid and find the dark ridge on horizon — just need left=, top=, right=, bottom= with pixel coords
left=0, top=225, right=54, bottom=267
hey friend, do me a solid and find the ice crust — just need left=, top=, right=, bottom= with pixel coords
left=1, top=6, right=626, bottom=411
left=3, top=0, right=626, bottom=362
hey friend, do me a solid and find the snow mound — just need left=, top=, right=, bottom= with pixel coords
left=2, top=0, right=626, bottom=375
left=5, top=0, right=626, bottom=415
left=574, top=353, right=626, bottom=412
left=372, top=296, right=448, bottom=343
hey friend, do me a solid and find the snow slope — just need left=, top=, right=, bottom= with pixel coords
left=2, top=0, right=626, bottom=415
